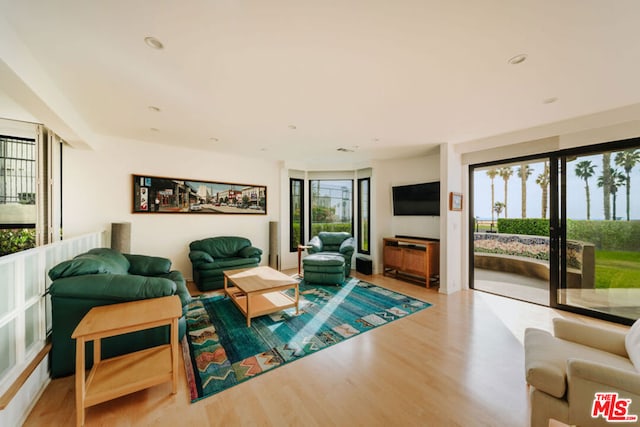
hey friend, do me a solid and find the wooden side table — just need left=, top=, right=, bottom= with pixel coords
left=296, top=244, right=312, bottom=278
left=71, top=296, right=182, bottom=426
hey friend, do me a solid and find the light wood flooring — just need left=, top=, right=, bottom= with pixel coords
left=23, top=271, right=629, bottom=426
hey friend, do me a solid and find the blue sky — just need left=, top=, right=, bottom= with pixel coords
left=473, top=153, right=640, bottom=221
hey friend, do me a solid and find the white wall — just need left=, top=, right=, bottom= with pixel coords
left=439, top=143, right=464, bottom=294
left=371, top=153, right=440, bottom=273
left=62, top=139, right=441, bottom=280
left=62, top=139, right=281, bottom=279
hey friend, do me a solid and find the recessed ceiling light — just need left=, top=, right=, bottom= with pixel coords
left=543, top=97, right=558, bottom=104
left=508, top=54, right=528, bottom=65
left=148, top=106, right=161, bottom=112
left=209, top=137, right=219, bottom=142
left=144, top=37, right=164, bottom=50
left=150, top=127, right=159, bottom=132
left=372, top=138, right=380, bottom=142
left=337, top=147, right=354, bottom=153
left=288, top=125, right=297, bottom=130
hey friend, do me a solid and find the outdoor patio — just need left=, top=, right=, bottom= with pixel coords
left=474, top=267, right=640, bottom=319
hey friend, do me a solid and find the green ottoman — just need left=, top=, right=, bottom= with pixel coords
left=303, top=253, right=345, bottom=285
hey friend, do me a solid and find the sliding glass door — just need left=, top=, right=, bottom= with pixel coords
left=555, top=144, right=640, bottom=323
left=471, top=138, right=640, bottom=324
left=471, top=158, right=552, bottom=305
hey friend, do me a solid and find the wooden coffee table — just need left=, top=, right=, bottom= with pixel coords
left=224, top=266, right=299, bottom=327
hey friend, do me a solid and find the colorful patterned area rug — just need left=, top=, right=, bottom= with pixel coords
left=181, top=278, right=432, bottom=402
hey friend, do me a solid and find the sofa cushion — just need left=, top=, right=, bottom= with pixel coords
left=49, top=274, right=176, bottom=300
left=124, top=254, right=171, bottom=276
left=48, top=248, right=129, bottom=280
left=190, top=236, right=251, bottom=258
left=318, top=232, right=351, bottom=252
left=197, top=257, right=261, bottom=271
left=303, top=253, right=345, bottom=267
left=525, top=328, right=634, bottom=398
left=86, top=248, right=130, bottom=271
left=626, top=319, right=640, bottom=370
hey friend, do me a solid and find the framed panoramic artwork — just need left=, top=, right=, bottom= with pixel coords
left=449, top=192, right=463, bottom=211
left=132, top=174, right=267, bottom=214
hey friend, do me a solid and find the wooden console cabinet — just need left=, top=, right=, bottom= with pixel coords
left=383, top=237, right=439, bottom=287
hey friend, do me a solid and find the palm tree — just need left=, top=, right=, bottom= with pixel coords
left=611, top=169, right=626, bottom=220
left=493, top=201, right=506, bottom=220
left=602, top=153, right=612, bottom=220
left=597, top=167, right=624, bottom=220
left=535, top=162, right=550, bottom=219
left=517, top=164, right=532, bottom=218
left=499, top=167, right=513, bottom=218
left=614, top=149, right=640, bottom=221
left=486, top=169, right=499, bottom=228
left=574, top=160, right=597, bottom=220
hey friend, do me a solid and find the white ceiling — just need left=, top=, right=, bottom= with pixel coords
left=1, top=0, right=640, bottom=163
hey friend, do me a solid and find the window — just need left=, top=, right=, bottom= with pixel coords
left=309, top=179, right=353, bottom=236
left=358, top=177, right=370, bottom=254
left=0, top=135, right=36, bottom=256
left=0, top=122, right=63, bottom=399
left=289, top=178, right=304, bottom=251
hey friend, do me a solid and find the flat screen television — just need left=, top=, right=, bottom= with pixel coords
left=392, top=181, right=440, bottom=216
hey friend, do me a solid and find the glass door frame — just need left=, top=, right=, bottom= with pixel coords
left=550, top=137, right=640, bottom=326
left=469, top=137, right=640, bottom=326
left=468, top=152, right=554, bottom=305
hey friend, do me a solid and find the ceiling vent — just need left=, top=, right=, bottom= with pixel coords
left=337, top=147, right=355, bottom=153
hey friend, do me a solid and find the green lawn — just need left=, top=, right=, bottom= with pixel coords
left=595, top=250, right=640, bottom=289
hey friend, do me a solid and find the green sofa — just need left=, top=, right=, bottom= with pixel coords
left=48, top=248, right=191, bottom=378
left=189, top=236, right=263, bottom=291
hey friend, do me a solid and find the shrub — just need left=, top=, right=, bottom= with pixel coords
left=495, top=218, right=640, bottom=251
left=0, top=228, right=36, bottom=257
left=497, top=218, right=550, bottom=236
left=310, top=222, right=352, bottom=236
left=567, top=220, right=640, bottom=251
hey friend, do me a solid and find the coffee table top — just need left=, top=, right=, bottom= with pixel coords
left=224, top=266, right=298, bottom=293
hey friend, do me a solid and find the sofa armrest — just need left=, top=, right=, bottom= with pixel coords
left=189, top=250, right=214, bottom=265
left=568, top=359, right=640, bottom=426
left=158, top=270, right=191, bottom=308
left=554, top=318, right=628, bottom=357
left=568, top=359, right=640, bottom=393
left=307, top=236, right=323, bottom=254
left=124, top=253, right=171, bottom=276
left=339, top=237, right=356, bottom=255
left=239, top=245, right=263, bottom=258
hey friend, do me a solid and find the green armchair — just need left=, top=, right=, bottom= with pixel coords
left=307, top=231, right=355, bottom=276
left=48, top=248, right=191, bottom=378
left=189, top=236, right=263, bottom=291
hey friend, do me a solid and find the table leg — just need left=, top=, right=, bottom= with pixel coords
left=75, top=337, right=85, bottom=427
left=171, top=317, right=178, bottom=394
left=294, top=283, right=299, bottom=315
left=246, top=294, right=251, bottom=327
left=93, top=338, right=101, bottom=364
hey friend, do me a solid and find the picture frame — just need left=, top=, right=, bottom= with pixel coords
left=449, top=192, right=463, bottom=211
left=132, top=174, right=267, bottom=214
